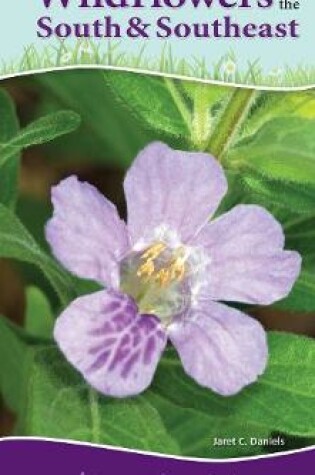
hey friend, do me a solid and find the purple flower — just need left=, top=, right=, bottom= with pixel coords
left=46, top=142, right=301, bottom=398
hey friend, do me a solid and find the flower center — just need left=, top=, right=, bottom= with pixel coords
left=120, top=241, right=191, bottom=324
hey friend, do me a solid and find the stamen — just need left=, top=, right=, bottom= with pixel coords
left=120, top=241, right=192, bottom=321
left=155, top=268, right=171, bottom=287
left=137, top=242, right=188, bottom=287
left=170, top=258, right=186, bottom=281
left=156, top=253, right=186, bottom=286
left=141, top=242, right=166, bottom=261
left=137, top=259, right=155, bottom=278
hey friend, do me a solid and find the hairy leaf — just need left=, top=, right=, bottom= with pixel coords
left=25, top=287, right=54, bottom=339
left=150, top=331, right=315, bottom=458
left=18, top=331, right=315, bottom=458
left=147, top=392, right=269, bottom=458
left=230, top=118, right=315, bottom=186
left=35, top=70, right=153, bottom=166
left=243, top=91, right=315, bottom=138
left=181, top=81, right=228, bottom=105
left=275, top=270, right=315, bottom=313
left=26, top=346, right=180, bottom=454
left=0, top=89, right=20, bottom=208
left=0, top=111, right=80, bottom=167
left=0, top=317, right=33, bottom=416
left=242, top=170, right=315, bottom=215
left=0, top=204, right=77, bottom=306
left=285, top=214, right=315, bottom=265
left=105, top=72, right=190, bottom=140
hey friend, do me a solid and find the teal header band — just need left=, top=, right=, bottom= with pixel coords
left=0, top=0, right=314, bottom=88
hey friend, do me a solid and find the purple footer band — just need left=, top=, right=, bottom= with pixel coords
left=0, top=439, right=314, bottom=475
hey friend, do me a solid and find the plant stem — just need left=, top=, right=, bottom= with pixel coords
left=192, top=84, right=212, bottom=150
left=89, top=388, right=101, bottom=444
left=164, top=78, right=191, bottom=130
left=207, top=88, right=256, bottom=161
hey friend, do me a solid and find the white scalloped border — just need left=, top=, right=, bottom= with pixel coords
left=0, top=436, right=314, bottom=463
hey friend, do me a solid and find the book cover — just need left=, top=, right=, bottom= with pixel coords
left=0, top=1, right=314, bottom=474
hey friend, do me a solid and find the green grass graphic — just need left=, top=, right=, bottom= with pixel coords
left=1, top=41, right=315, bottom=87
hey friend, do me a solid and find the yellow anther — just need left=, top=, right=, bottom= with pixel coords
left=155, top=268, right=171, bottom=287
left=168, top=247, right=186, bottom=282
left=155, top=257, right=186, bottom=287
left=137, top=259, right=155, bottom=278
left=137, top=243, right=187, bottom=287
left=141, top=242, right=166, bottom=261
left=170, top=259, right=186, bottom=282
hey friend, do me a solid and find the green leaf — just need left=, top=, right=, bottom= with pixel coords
left=275, top=270, right=315, bottom=313
left=26, top=346, right=180, bottom=454
left=105, top=72, right=190, bottom=140
left=25, top=287, right=54, bottom=339
left=188, top=83, right=230, bottom=149
left=0, top=317, right=33, bottom=415
left=242, top=170, right=315, bottom=215
left=181, top=81, right=228, bottom=105
left=0, top=88, right=20, bottom=208
left=34, top=70, right=154, bottom=167
left=20, top=331, right=315, bottom=458
left=242, top=91, right=315, bottom=138
left=0, top=110, right=81, bottom=167
left=0, top=204, right=77, bottom=307
left=147, top=392, right=269, bottom=458
left=229, top=118, right=315, bottom=186
left=148, top=331, right=315, bottom=459
left=285, top=214, right=315, bottom=265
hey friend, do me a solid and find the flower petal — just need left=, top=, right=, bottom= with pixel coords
left=168, top=301, right=268, bottom=396
left=54, top=289, right=167, bottom=398
left=193, top=205, right=301, bottom=305
left=46, top=176, right=130, bottom=287
left=124, top=142, right=227, bottom=245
